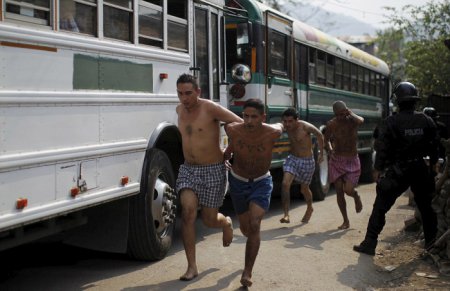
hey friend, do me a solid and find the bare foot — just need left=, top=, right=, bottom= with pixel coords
left=354, top=192, right=363, bottom=213
left=240, top=274, right=253, bottom=287
left=179, top=267, right=198, bottom=281
left=280, top=216, right=290, bottom=223
left=301, top=208, right=313, bottom=223
left=338, top=222, right=350, bottom=230
left=223, top=216, right=233, bottom=247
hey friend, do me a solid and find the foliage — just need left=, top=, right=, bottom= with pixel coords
left=377, top=0, right=450, bottom=97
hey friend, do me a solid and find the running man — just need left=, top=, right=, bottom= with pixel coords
left=279, top=108, right=324, bottom=224
left=224, top=98, right=283, bottom=287
left=324, top=100, right=364, bottom=229
left=176, top=74, right=242, bottom=281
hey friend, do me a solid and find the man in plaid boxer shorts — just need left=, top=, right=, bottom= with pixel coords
left=279, top=108, right=324, bottom=224
left=324, top=100, right=364, bottom=230
left=175, top=74, right=242, bottom=281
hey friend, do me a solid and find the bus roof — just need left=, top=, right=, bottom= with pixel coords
left=232, top=0, right=390, bottom=75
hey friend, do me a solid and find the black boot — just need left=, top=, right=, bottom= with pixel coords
left=353, top=240, right=376, bottom=256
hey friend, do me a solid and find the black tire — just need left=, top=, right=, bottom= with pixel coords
left=128, top=148, right=177, bottom=261
left=359, top=152, right=374, bottom=183
left=310, top=147, right=330, bottom=201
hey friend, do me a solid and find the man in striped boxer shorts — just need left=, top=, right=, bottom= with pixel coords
left=175, top=74, right=242, bottom=281
left=279, top=108, right=324, bottom=224
left=324, top=100, right=364, bottom=230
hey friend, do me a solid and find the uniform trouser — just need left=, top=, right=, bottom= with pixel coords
left=364, top=160, right=437, bottom=246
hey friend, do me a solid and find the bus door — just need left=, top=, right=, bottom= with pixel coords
left=265, top=12, right=294, bottom=113
left=193, top=2, right=227, bottom=107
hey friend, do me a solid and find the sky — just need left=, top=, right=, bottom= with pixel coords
left=308, top=0, right=432, bottom=29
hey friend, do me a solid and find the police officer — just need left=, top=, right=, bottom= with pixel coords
left=353, top=81, right=439, bottom=256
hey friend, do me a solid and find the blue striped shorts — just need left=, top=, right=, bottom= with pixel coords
left=176, top=163, right=226, bottom=208
left=283, top=155, right=315, bottom=184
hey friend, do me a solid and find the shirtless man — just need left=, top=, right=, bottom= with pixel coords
left=324, top=100, right=364, bottom=229
left=279, top=108, right=324, bottom=224
left=175, top=74, right=242, bottom=281
left=224, top=98, right=283, bottom=287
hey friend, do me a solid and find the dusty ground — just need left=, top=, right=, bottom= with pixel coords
left=373, top=229, right=450, bottom=290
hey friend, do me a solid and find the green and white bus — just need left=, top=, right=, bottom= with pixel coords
left=224, top=0, right=390, bottom=200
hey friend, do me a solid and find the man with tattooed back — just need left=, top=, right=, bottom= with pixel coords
left=175, top=74, right=242, bottom=281
left=224, top=98, right=283, bottom=287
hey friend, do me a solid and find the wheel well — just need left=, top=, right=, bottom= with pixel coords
left=149, top=123, right=184, bottom=178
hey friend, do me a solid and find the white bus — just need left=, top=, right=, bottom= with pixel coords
left=0, top=0, right=229, bottom=260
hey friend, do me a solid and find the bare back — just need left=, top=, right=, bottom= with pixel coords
left=227, top=123, right=282, bottom=178
left=325, top=117, right=359, bottom=156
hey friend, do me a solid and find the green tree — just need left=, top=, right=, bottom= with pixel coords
left=379, top=0, right=450, bottom=97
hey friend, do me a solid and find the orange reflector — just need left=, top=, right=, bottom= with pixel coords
left=159, top=73, right=168, bottom=80
left=121, top=176, right=129, bottom=186
left=16, top=198, right=28, bottom=209
left=71, top=187, right=80, bottom=197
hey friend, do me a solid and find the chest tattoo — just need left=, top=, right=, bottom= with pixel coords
left=186, top=125, right=193, bottom=136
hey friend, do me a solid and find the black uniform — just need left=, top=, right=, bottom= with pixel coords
left=364, top=109, right=438, bottom=250
left=354, top=81, right=439, bottom=256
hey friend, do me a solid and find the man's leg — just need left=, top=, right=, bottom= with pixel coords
left=280, top=172, right=294, bottom=223
left=300, top=183, right=314, bottom=222
left=201, top=207, right=233, bottom=247
left=238, top=202, right=266, bottom=287
left=335, top=179, right=350, bottom=229
left=343, top=181, right=362, bottom=213
left=179, top=189, right=199, bottom=281
left=354, top=182, right=403, bottom=255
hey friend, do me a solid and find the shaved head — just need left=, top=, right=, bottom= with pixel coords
left=333, top=100, right=347, bottom=114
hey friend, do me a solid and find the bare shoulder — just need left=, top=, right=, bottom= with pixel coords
left=264, top=123, right=282, bottom=138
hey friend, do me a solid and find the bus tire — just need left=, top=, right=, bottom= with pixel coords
left=128, top=148, right=177, bottom=261
left=310, top=148, right=329, bottom=201
left=359, top=152, right=374, bottom=183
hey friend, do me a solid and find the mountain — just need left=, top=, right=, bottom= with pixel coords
left=280, top=2, right=378, bottom=37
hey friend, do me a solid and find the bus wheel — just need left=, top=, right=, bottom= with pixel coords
left=359, top=152, right=374, bottom=183
left=128, top=148, right=176, bottom=261
left=310, top=148, right=329, bottom=201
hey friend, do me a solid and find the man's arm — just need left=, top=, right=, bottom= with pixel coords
left=347, top=109, right=364, bottom=125
left=305, top=122, right=324, bottom=163
left=210, top=101, right=243, bottom=124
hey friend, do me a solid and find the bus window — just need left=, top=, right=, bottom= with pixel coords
left=139, top=1, right=163, bottom=47
left=342, top=60, right=350, bottom=91
left=326, top=54, right=335, bottom=88
left=60, top=0, right=97, bottom=35
left=350, top=63, right=358, bottom=92
left=364, top=69, right=370, bottom=95
left=370, top=71, right=376, bottom=96
left=195, top=8, right=209, bottom=99
left=309, top=48, right=316, bottom=84
left=316, top=50, right=326, bottom=86
left=375, top=73, right=381, bottom=97
left=358, top=66, right=364, bottom=93
left=103, top=0, right=133, bottom=42
left=168, top=0, right=188, bottom=51
left=211, top=13, right=219, bottom=101
left=5, top=0, right=51, bottom=26
left=335, top=57, right=342, bottom=89
left=299, top=44, right=308, bottom=85
left=269, top=30, right=288, bottom=76
left=226, top=22, right=252, bottom=70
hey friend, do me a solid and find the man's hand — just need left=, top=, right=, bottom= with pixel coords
left=372, top=169, right=380, bottom=182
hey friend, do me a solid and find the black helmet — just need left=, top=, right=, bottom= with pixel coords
left=423, top=107, right=439, bottom=119
left=392, top=82, right=420, bottom=104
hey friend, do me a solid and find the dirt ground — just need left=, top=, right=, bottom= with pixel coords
left=373, top=229, right=450, bottom=290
